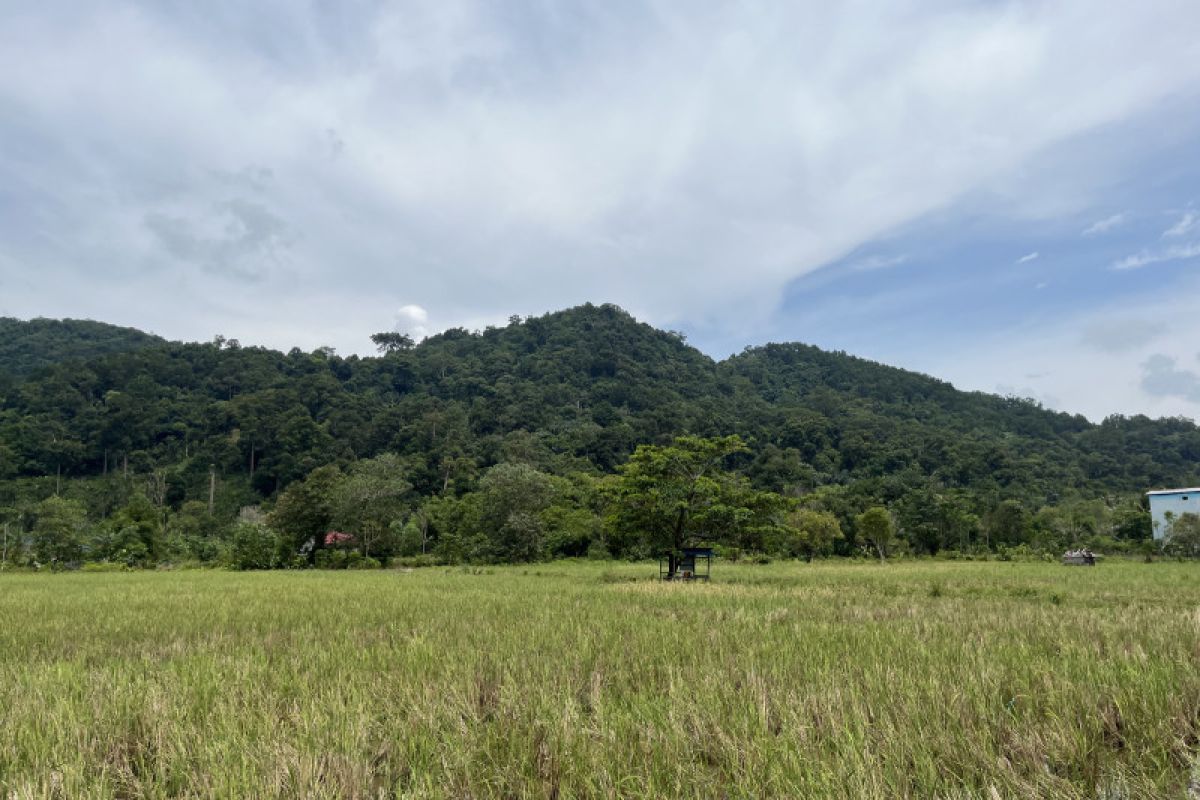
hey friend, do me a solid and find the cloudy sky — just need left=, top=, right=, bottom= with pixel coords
left=2, top=1, right=1200, bottom=421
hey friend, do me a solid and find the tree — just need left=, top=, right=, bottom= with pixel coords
left=983, top=500, right=1029, bottom=549
left=1111, top=504, right=1152, bottom=542
left=855, top=506, right=895, bottom=560
left=229, top=521, right=280, bottom=569
left=476, top=462, right=557, bottom=562
left=607, top=435, right=774, bottom=569
left=0, top=505, right=19, bottom=567
left=31, top=496, right=87, bottom=567
left=268, top=465, right=342, bottom=561
left=97, top=493, right=162, bottom=565
left=1163, top=512, right=1200, bottom=558
left=895, top=489, right=978, bottom=555
left=331, top=453, right=412, bottom=558
left=370, top=332, right=415, bottom=354
left=165, top=500, right=224, bottom=562
left=394, top=514, right=427, bottom=557
left=426, top=492, right=484, bottom=563
left=782, top=508, right=843, bottom=560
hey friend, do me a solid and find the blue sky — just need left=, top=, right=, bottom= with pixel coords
left=1, top=1, right=1199, bottom=421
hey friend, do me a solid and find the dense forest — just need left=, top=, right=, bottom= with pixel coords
left=1, top=304, right=1197, bottom=569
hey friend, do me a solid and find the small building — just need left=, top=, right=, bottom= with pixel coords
left=1146, top=488, right=1200, bottom=540
left=659, top=547, right=713, bottom=581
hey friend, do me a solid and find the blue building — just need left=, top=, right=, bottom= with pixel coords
left=1147, top=488, right=1200, bottom=540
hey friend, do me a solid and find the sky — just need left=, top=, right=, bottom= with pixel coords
left=1, top=1, right=1200, bottom=422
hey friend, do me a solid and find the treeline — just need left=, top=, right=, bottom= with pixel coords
left=0, top=304, right=1197, bottom=569
left=0, top=436, right=1164, bottom=571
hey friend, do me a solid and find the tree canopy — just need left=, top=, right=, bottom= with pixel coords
left=0, top=304, right=1193, bottom=567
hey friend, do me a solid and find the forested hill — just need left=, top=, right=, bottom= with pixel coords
left=1, top=303, right=1197, bottom=528
left=0, top=317, right=164, bottom=379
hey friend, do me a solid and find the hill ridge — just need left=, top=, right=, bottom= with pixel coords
left=1, top=303, right=1196, bottom=515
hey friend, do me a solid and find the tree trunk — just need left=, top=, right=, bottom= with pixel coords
left=208, top=465, right=216, bottom=515
left=672, top=507, right=688, bottom=553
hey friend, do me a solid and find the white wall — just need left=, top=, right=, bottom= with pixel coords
left=1149, top=492, right=1199, bottom=540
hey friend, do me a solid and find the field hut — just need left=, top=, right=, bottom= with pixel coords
left=659, top=547, right=713, bottom=581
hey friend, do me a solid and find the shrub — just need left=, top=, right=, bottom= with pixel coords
left=229, top=522, right=280, bottom=570
left=389, top=555, right=438, bottom=568
left=80, top=561, right=129, bottom=573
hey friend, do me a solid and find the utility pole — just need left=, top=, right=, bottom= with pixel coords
left=1, top=522, right=8, bottom=568
left=208, top=464, right=216, bottom=515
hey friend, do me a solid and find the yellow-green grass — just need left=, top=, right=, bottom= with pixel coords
left=1, top=561, right=1198, bottom=798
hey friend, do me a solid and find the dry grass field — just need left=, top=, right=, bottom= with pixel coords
left=1, top=560, right=1198, bottom=798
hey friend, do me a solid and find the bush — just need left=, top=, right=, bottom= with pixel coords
left=389, top=555, right=439, bottom=568
left=80, top=561, right=129, bottom=573
left=229, top=522, right=280, bottom=570
left=715, top=545, right=742, bottom=562
left=314, top=549, right=341, bottom=569
left=586, top=540, right=611, bottom=560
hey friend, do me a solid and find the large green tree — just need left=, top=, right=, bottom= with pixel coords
left=331, top=453, right=412, bottom=559
left=855, top=506, right=896, bottom=560
left=31, top=496, right=88, bottom=566
left=268, top=465, right=342, bottom=560
left=475, top=463, right=559, bottom=562
left=606, top=435, right=783, bottom=567
left=782, top=508, right=843, bottom=560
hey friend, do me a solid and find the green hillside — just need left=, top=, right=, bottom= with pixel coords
left=0, top=317, right=164, bottom=378
left=0, top=303, right=1194, bottom=564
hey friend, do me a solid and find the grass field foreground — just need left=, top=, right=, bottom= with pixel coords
left=1, top=560, right=1199, bottom=798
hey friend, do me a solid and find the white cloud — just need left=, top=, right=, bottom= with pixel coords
left=1081, top=213, right=1126, bottom=236
left=1080, top=319, right=1166, bottom=353
left=0, top=2, right=1199, bottom=354
left=1112, top=242, right=1200, bottom=270
left=1016, top=251, right=1040, bottom=264
left=849, top=254, right=909, bottom=272
left=1163, top=210, right=1199, bottom=237
left=920, top=280, right=1200, bottom=421
left=395, top=304, right=431, bottom=341
left=1141, top=353, right=1200, bottom=403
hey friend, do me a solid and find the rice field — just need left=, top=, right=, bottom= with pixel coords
left=1, top=560, right=1198, bottom=799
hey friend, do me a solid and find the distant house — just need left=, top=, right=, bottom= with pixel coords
left=1146, top=488, right=1200, bottom=540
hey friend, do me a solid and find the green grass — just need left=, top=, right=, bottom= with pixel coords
left=1, top=560, right=1198, bottom=798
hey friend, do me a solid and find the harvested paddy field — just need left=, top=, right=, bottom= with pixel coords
left=2, top=560, right=1198, bottom=798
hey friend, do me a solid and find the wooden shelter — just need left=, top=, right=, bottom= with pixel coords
left=659, top=547, right=713, bottom=581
